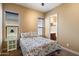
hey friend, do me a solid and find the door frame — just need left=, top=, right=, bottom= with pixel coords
left=45, top=13, right=57, bottom=39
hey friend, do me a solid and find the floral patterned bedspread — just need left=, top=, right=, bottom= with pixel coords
left=20, top=37, right=60, bottom=56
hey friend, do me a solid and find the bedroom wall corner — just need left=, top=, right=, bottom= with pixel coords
left=45, top=3, right=79, bottom=53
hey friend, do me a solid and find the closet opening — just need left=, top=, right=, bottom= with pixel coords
left=50, top=13, right=57, bottom=41
left=45, top=13, right=57, bottom=40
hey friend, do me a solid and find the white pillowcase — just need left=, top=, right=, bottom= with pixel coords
left=21, top=32, right=38, bottom=38
left=31, top=32, right=38, bottom=37
left=21, top=32, right=30, bottom=38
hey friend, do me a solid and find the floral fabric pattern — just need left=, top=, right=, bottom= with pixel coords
left=20, top=37, right=60, bottom=56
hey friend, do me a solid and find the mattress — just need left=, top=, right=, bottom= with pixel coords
left=20, top=37, right=60, bottom=56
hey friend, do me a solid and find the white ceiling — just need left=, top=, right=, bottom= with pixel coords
left=17, top=3, right=62, bottom=13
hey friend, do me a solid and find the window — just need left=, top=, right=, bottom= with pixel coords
left=5, top=11, right=19, bottom=26
left=37, top=17, right=45, bottom=36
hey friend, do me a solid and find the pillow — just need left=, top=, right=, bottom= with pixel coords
left=33, top=32, right=38, bottom=37
left=21, top=32, right=39, bottom=38
left=21, top=32, right=30, bottom=38
left=31, top=32, right=38, bottom=37
left=21, top=33, right=26, bottom=38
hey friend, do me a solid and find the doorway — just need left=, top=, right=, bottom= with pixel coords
left=50, top=13, right=57, bottom=40
left=45, top=13, right=57, bottom=40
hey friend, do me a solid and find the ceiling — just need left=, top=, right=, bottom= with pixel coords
left=16, top=3, right=62, bottom=13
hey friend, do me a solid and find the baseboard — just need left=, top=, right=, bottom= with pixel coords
left=61, top=46, right=79, bottom=56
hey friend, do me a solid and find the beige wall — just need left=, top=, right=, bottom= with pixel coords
left=3, top=3, right=44, bottom=33
left=3, top=3, right=79, bottom=53
left=2, top=3, right=44, bottom=50
left=0, top=3, right=2, bottom=54
left=46, top=3, right=79, bottom=53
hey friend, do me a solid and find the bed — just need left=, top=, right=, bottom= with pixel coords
left=20, top=32, right=61, bottom=56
